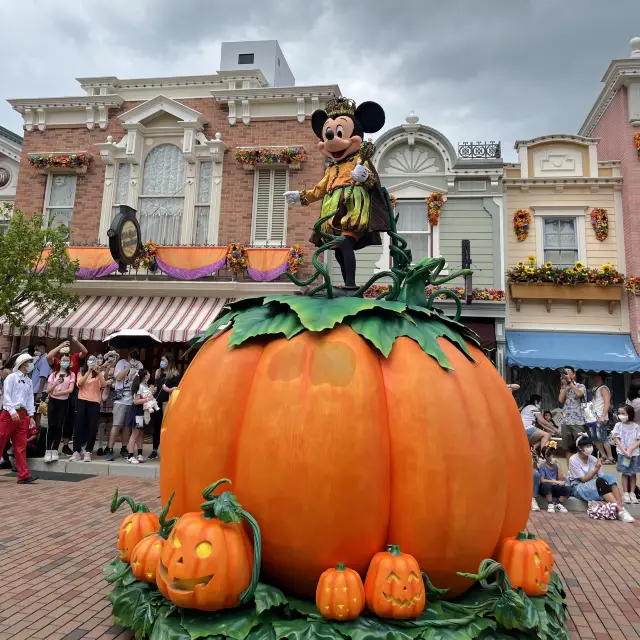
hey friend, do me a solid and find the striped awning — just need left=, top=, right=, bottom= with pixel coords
left=1, top=296, right=227, bottom=343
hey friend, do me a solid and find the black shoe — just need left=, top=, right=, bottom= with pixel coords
left=17, top=476, right=38, bottom=484
left=148, top=450, right=158, bottom=459
left=332, top=285, right=358, bottom=298
left=96, top=448, right=104, bottom=456
left=61, top=445, right=73, bottom=455
left=120, top=448, right=129, bottom=459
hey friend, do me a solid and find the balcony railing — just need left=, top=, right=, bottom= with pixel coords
left=458, top=141, right=501, bottom=160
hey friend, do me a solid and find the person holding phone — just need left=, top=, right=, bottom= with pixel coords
left=96, top=350, right=117, bottom=455
left=558, top=366, right=586, bottom=464
left=44, top=354, right=76, bottom=462
left=70, top=355, right=107, bottom=462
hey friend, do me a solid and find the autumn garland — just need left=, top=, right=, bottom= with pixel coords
left=226, top=243, right=248, bottom=273
left=513, top=210, right=531, bottom=242
left=287, top=244, right=304, bottom=274
left=634, top=132, right=640, bottom=159
left=590, top=208, right=609, bottom=241
left=426, top=193, right=444, bottom=226
left=364, top=284, right=506, bottom=301
left=235, top=147, right=306, bottom=166
left=28, top=153, right=91, bottom=169
left=133, top=242, right=158, bottom=271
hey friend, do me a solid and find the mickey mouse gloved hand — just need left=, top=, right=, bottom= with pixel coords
left=350, top=164, right=369, bottom=183
left=283, top=190, right=300, bottom=204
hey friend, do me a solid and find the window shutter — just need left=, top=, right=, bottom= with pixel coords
left=270, top=169, right=288, bottom=244
left=252, top=169, right=289, bottom=245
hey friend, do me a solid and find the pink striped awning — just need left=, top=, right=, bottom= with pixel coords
left=1, top=296, right=227, bottom=343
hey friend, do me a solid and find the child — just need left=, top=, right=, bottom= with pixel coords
left=538, top=442, right=572, bottom=513
left=611, top=405, right=640, bottom=504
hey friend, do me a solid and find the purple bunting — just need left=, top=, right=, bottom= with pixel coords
left=155, top=256, right=227, bottom=281
left=247, top=261, right=289, bottom=282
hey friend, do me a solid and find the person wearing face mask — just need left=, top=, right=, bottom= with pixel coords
left=566, top=434, right=634, bottom=523
left=30, top=341, right=51, bottom=428
left=538, top=442, right=571, bottom=513
left=0, top=353, right=38, bottom=483
left=70, top=355, right=107, bottom=462
left=520, top=394, right=555, bottom=453
left=44, top=354, right=76, bottom=462
left=611, top=405, right=640, bottom=504
left=149, top=353, right=181, bottom=460
left=46, top=336, right=88, bottom=455
left=96, top=351, right=117, bottom=456
left=126, top=369, right=154, bottom=464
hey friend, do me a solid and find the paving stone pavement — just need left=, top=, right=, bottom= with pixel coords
left=0, top=471, right=639, bottom=640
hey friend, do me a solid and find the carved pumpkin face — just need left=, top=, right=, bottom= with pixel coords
left=497, top=532, right=554, bottom=597
left=156, top=511, right=254, bottom=611
left=130, top=533, right=164, bottom=583
left=364, top=545, right=425, bottom=619
left=316, top=562, right=365, bottom=620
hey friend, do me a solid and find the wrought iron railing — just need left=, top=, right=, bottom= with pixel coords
left=457, top=141, right=501, bottom=160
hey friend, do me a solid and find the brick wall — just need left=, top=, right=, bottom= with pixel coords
left=591, top=88, right=640, bottom=349
left=15, top=98, right=327, bottom=276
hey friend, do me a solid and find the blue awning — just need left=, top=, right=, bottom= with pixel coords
left=506, top=331, right=640, bottom=373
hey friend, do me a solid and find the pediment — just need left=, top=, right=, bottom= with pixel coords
left=119, top=95, right=206, bottom=128
left=387, top=180, right=445, bottom=199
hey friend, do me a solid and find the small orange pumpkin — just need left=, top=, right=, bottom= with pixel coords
left=156, top=478, right=261, bottom=611
left=364, top=544, right=426, bottom=619
left=316, top=562, right=365, bottom=621
left=497, top=531, right=554, bottom=596
left=110, top=488, right=160, bottom=563
left=130, top=492, right=177, bottom=583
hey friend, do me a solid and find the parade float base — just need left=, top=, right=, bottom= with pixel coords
left=104, top=557, right=569, bottom=640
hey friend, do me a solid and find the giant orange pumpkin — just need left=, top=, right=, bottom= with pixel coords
left=497, top=531, right=554, bottom=596
left=156, top=479, right=261, bottom=611
left=160, top=292, right=530, bottom=599
left=110, top=488, right=160, bottom=563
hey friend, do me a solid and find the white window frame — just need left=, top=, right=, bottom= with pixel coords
left=43, top=174, right=77, bottom=241
left=251, top=167, right=289, bottom=247
left=532, top=206, right=587, bottom=267
left=193, top=159, right=213, bottom=245
left=395, top=198, right=433, bottom=264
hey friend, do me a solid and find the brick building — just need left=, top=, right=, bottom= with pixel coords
left=1, top=41, right=339, bottom=365
left=580, top=37, right=640, bottom=363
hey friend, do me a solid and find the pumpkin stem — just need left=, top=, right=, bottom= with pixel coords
left=239, top=509, right=262, bottom=605
left=336, top=562, right=346, bottom=571
left=200, top=479, right=244, bottom=523
left=389, top=544, right=402, bottom=556
left=421, top=571, right=450, bottom=599
left=201, top=478, right=232, bottom=500
left=109, top=487, right=150, bottom=514
left=516, top=531, right=529, bottom=541
left=527, top=533, right=538, bottom=540
left=158, top=492, right=178, bottom=540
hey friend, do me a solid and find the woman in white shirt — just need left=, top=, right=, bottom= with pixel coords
left=520, top=394, right=556, bottom=452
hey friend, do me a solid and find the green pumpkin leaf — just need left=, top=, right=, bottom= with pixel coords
left=150, top=615, right=192, bottom=640
left=407, top=306, right=480, bottom=350
left=272, top=619, right=336, bottom=640
left=254, top=583, right=288, bottom=615
left=189, top=309, right=241, bottom=352
left=131, top=590, right=166, bottom=639
left=517, top=590, right=540, bottom=631
left=345, top=310, right=421, bottom=358
left=334, top=617, right=422, bottom=640
left=182, top=607, right=260, bottom=640
left=228, top=303, right=304, bottom=348
left=109, top=581, right=158, bottom=631
left=228, top=296, right=268, bottom=312
left=121, top=568, right=138, bottom=587
left=492, top=590, right=527, bottom=631
left=531, top=596, right=549, bottom=639
left=420, top=618, right=494, bottom=640
left=246, top=624, right=277, bottom=640
left=103, top=557, right=130, bottom=584
left=285, top=596, right=322, bottom=618
left=264, top=295, right=381, bottom=332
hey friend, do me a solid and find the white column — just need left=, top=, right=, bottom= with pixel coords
left=98, top=164, right=116, bottom=244
left=208, top=169, right=223, bottom=244
left=180, top=163, right=198, bottom=244
left=518, top=146, right=529, bottom=178
left=588, top=144, right=598, bottom=178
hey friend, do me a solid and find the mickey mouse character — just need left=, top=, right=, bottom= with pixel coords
left=284, top=97, right=391, bottom=294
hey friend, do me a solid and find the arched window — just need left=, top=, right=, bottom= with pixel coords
left=139, top=143, right=185, bottom=244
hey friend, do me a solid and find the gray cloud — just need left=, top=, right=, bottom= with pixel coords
left=1, top=0, right=639, bottom=160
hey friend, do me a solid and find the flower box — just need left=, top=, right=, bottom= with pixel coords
left=509, top=283, right=622, bottom=314
left=28, top=152, right=92, bottom=174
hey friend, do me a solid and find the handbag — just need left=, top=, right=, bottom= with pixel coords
left=582, top=399, right=597, bottom=425
left=587, top=501, right=618, bottom=520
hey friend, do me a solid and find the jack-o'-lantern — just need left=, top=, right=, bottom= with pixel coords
left=497, top=531, right=554, bottom=596
left=160, top=262, right=531, bottom=598
left=316, top=562, right=365, bottom=620
left=364, top=545, right=425, bottom=619
left=110, top=488, right=160, bottom=563
left=156, top=478, right=261, bottom=611
left=130, top=492, right=177, bottom=584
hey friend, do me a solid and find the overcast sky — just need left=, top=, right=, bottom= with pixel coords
left=1, top=0, right=639, bottom=161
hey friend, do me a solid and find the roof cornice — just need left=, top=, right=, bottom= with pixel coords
left=8, top=95, right=124, bottom=111
left=580, top=59, right=640, bottom=136
left=211, top=84, right=340, bottom=102
left=515, top=134, right=598, bottom=150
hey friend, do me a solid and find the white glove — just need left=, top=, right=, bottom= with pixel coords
left=283, top=190, right=300, bottom=204
left=351, top=164, right=370, bottom=183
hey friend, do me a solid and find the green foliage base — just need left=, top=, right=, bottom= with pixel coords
left=104, top=557, right=569, bottom=640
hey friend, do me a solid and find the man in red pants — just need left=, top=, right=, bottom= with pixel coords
left=0, top=353, right=38, bottom=484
